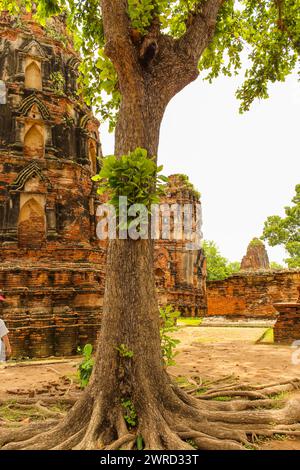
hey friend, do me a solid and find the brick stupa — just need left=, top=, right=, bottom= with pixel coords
left=240, top=238, right=270, bottom=271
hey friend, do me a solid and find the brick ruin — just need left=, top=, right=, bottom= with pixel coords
left=207, top=269, right=300, bottom=320
left=207, top=238, right=300, bottom=325
left=156, top=175, right=207, bottom=318
left=240, top=238, right=270, bottom=271
left=273, top=287, right=300, bottom=344
left=0, top=12, right=206, bottom=358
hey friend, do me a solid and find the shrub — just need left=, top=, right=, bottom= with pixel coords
left=159, top=305, right=181, bottom=367
left=77, top=343, right=94, bottom=388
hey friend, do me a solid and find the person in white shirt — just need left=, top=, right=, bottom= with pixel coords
left=0, top=292, right=12, bottom=362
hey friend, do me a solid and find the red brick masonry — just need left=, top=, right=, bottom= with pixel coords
left=207, top=270, right=300, bottom=319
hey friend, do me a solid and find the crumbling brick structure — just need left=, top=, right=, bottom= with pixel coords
left=0, top=11, right=105, bottom=357
left=0, top=13, right=206, bottom=358
left=273, top=287, right=300, bottom=344
left=207, top=270, right=300, bottom=320
left=207, top=238, right=299, bottom=321
left=240, top=238, right=270, bottom=271
left=156, top=175, right=207, bottom=317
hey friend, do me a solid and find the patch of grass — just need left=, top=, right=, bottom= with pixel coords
left=256, top=328, right=274, bottom=344
left=0, top=404, right=43, bottom=422
left=178, top=317, right=202, bottom=327
left=269, top=391, right=288, bottom=400
left=243, top=443, right=256, bottom=450
left=48, top=403, right=70, bottom=414
left=212, top=396, right=233, bottom=401
left=256, top=433, right=290, bottom=445
left=195, top=387, right=209, bottom=395
left=186, top=438, right=198, bottom=449
left=273, top=433, right=289, bottom=441
left=174, top=375, right=190, bottom=385
left=174, top=376, right=196, bottom=390
left=0, top=401, right=69, bottom=423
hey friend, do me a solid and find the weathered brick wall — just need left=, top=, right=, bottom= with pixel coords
left=273, top=301, right=300, bottom=344
left=155, top=175, right=207, bottom=317
left=0, top=264, right=104, bottom=357
left=207, top=270, right=300, bottom=319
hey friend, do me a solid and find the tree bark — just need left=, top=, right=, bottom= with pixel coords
left=87, top=87, right=180, bottom=447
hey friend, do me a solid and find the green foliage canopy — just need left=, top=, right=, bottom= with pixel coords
left=262, top=184, right=300, bottom=268
left=1, top=0, right=299, bottom=130
left=270, top=261, right=284, bottom=270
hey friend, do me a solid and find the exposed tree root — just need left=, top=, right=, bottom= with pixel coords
left=0, top=376, right=299, bottom=451
left=0, top=397, right=77, bottom=406
left=106, top=434, right=136, bottom=450
left=187, top=377, right=300, bottom=400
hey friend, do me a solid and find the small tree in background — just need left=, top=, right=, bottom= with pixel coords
left=262, top=185, right=300, bottom=268
left=203, top=240, right=240, bottom=280
left=270, top=261, right=285, bottom=270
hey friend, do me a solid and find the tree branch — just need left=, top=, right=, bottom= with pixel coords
left=178, top=0, right=226, bottom=62
left=101, top=0, right=142, bottom=95
left=148, top=0, right=226, bottom=106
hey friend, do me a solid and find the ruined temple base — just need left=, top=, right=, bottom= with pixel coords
left=0, top=260, right=104, bottom=358
left=273, top=302, right=300, bottom=344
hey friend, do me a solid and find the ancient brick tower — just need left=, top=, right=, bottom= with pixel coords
left=0, top=12, right=207, bottom=359
left=240, top=238, right=270, bottom=271
left=156, top=175, right=207, bottom=317
left=0, top=11, right=105, bottom=358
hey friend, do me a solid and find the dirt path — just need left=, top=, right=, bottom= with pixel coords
left=170, top=326, right=300, bottom=385
left=1, top=326, right=300, bottom=449
left=0, top=360, right=81, bottom=400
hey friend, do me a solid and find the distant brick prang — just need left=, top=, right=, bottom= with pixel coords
left=207, top=270, right=300, bottom=319
left=240, top=238, right=270, bottom=271
left=0, top=14, right=206, bottom=358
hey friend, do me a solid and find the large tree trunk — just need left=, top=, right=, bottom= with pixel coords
left=84, top=98, right=189, bottom=449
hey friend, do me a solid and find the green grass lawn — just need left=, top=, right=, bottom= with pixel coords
left=257, top=328, right=274, bottom=343
left=178, top=317, right=202, bottom=327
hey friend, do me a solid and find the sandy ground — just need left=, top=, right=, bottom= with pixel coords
left=0, top=359, right=80, bottom=400
left=170, top=326, right=300, bottom=385
left=1, top=326, right=300, bottom=449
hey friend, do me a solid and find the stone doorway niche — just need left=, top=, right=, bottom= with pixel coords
left=23, top=123, right=44, bottom=158
left=24, top=58, right=42, bottom=90
left=18, top=193, right=46, bottom=249
left=17, top=175, right=47, bottom=249
left=182, top=250, right=199, bottom=287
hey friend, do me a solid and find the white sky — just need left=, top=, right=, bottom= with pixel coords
left=99, top=71, right=300, bottom=265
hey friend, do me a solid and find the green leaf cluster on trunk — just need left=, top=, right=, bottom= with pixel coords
left=92, top=147, right=168, bottom=223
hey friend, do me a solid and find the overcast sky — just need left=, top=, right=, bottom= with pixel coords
left=99, top=71, right=299, bottom=266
